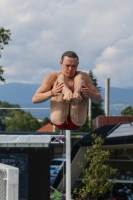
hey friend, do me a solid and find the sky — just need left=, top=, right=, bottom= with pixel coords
left=0, top=0, right=133, bottom=88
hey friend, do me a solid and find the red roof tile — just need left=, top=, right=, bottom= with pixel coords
left=36, top=123, right=53, bottom=132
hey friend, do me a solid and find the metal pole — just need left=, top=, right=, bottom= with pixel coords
left=105, top=78, right=110, bottom=116
left=88, top=98, right=92, bottom=121
left=66, top=130, right=71, bottom=200
left=110, top=188, right=113, bottom=200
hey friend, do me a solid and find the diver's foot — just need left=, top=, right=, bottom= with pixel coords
left=63, top=90, right=73, bottom=103
left=71, top=93, right=82, bottom=106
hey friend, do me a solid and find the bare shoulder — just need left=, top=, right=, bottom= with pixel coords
left=35, top=71, right=60, bottom=93
left=42, top=71, right=61, bottom=85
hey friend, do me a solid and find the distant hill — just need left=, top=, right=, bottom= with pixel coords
left=0, top=83, right=50, bottom=119
left=0, top=82, right=133, bottom=118
left=0, top=82, right=48, bottom=106
left=101, top=87, right=133, bottom=116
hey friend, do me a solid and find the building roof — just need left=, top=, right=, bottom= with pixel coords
left=0, top=135, right=51, bottom=147
left=36, top=123, right=53, bottom=132
left=78, top=122, right=133, bottom=147
left=53, top=122, right=133, bottom=189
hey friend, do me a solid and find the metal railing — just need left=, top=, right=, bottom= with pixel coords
left=0, top=168, right=6, bottom=200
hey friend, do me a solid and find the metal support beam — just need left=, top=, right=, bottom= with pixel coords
left=66, top=130, right=71, bottom=200
left=88, top=98, right=92, bottom=123
left=105, top=78, right=110, bottom=116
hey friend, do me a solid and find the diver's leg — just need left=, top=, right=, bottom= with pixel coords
left=70, top=74, right=88, bottom=126
left=50, top=94, right=70, bottom=125
left=72, top=74, right=85, bottom=106
left=57, top=73, right=73, bottom=103
left=70, top=97, right=88, bottom=126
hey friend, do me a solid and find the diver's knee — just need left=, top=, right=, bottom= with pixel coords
left=74, top=74, right=85, bottom=82
left=50, top=114, right=66, bottom=125
left=58, top=73, right=66, bottom=79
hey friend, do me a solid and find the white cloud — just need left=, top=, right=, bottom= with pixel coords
left=98, top=47, right=120, bottom=61
left=0, top=0, right=133, bottom=88
left=93, top=35, right=133, bottom=88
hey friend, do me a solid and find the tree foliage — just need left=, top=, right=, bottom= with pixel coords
left=0, top=27, right=11, bottom=82
left=0, top=101, right=41, bottom=131
left=0, top=118, right=6, bottom=130
left=41, top=117, right=51, bottom=126
left=0, top=27, right=11, bottom=51
left=0, top=101, right=23, bottom=117
left=121, top=105, right=133, bottom=116
left=89, top=71, right=105, bottom=120
left=75, top=134, right=117, bottom=200
left=89, top=71, right=101, bottom=93
left=0, top=67, right=5, bottom=82
left=5, top=111, right=41, bottom=131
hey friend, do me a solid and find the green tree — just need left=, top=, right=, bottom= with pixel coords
left=5, top=111, right=41, bottom=131
left=41, top=117, right=51, bottom=126
left=75, top=134, right=117, bottom=200
left=89, top=71, right=105, bottom=120
left=0, top=67, right=5, bottom=82
left=121, top=105, right=133, bottom=116
left=0, top=27, right=11, bottom=82
left=0, top=101, right=23, bottom=117
left=0, top=118, right=6, bottom=130
left=54, top=126, right=60, bottom=133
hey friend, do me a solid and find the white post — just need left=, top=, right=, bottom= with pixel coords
left=66, top=130, right=71, bottom=200
left=88, top=98, right=92, bottom=121
left=105, top=78, right=110, bottom=116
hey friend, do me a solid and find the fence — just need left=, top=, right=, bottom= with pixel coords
left=0, top=168, right=6, bottom=200
left=0, top=163, right=19, bottom=200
